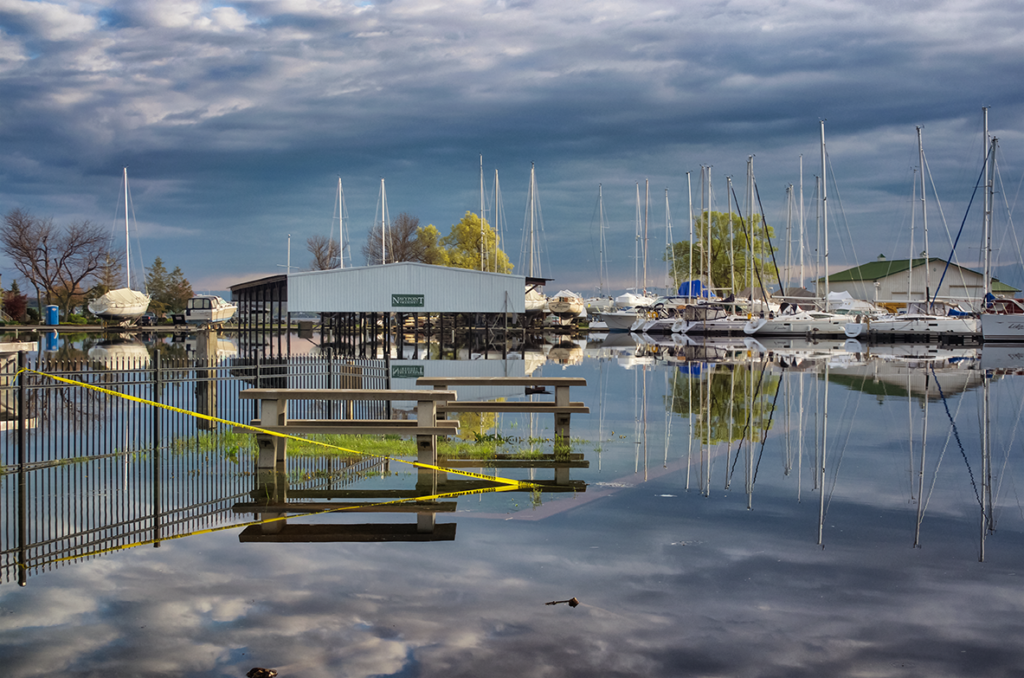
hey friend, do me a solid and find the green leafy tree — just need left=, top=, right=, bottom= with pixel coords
left=416, top=224, right=449, bottom=266
left=667, top=366, right=780, bottom=446
left=440, top=212, right=513, bottom=273
left=666, top=210, right=777, bottom=297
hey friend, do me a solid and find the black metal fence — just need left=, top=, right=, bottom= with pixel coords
left=0, top=351, right=390, bottom=586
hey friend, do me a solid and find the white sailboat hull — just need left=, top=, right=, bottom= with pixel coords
left=981, top=313, right=1024, bottom=342
left=88, top=288, right=151, bottom=321
left=743, top=312, right=848, bottom=336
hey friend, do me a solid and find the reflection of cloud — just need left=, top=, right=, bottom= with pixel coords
left=4, top=365, right=1024, bottom=675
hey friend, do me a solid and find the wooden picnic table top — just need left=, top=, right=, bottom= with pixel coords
left=416, top=377, right=587, bottom=387
left=240, top=388, right=456, bottom=401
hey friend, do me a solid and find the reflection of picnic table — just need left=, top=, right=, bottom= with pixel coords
left=416, top=377, right=589, bottom=445
left=237, top=388, right=458, bottom=469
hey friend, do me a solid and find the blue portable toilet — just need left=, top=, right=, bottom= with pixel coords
left=45, top=305, right=59, bottom=325
left=44, top=330, right=59, bottom=352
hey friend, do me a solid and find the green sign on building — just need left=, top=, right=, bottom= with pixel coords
left=392, top=294, right=425, bottom=308
left=391, top=365, right=425, bottom=379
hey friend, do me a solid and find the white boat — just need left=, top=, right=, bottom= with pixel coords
left=548, top=290, right=585, bottom=319
left=744, top=309, right=848, bottom=337
left=88, top=339, right=151, bottom=369
left=980, top=298, right=1024, bottom=341
left=88, top=168, right=151, bottom=323
left=845, top=312, right=979, bottom=338
left=183, top=295, right=237, bottom=325
left=88, top=286, right=151, bottom=322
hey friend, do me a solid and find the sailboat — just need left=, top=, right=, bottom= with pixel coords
left=88, top=169, right=151, bottom=323
left=522, top=163, right=548, bottom=315
left=844, top=127, right=979, bottom=339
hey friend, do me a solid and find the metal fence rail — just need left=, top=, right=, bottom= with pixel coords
left=0, top=352, right=391, bottom=586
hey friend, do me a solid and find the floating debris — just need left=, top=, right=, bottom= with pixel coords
left=545, top=597, right=579, bottom=608
left=247, top=669, right=278, bottom=678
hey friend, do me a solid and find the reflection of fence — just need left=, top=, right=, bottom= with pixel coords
left=0, top=352, right=389, bottom=585
left=0, top=352, right=388, bottom=466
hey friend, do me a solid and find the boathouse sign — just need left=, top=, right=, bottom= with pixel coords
left=392, top=294, right=424, bottom=308
left=391, top=365, right=425, bottom=379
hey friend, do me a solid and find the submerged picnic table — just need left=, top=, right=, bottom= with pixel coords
left=415, top=377, right=589, bottom=446
left=238, top=388, right=459, bottom=469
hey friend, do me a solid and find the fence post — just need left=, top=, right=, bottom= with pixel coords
left=17, top=350, right=26, bottom=469
left=17, top=350, right=27, bottom=585
left=152, top=349, right=161, bottom=547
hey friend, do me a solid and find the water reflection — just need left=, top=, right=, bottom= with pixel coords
left=4, top=335, right=1024, bottom=676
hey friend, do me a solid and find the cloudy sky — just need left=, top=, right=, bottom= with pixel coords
left=1, top=0, right=1022, bottom=295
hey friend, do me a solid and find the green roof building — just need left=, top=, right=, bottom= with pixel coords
left=817, top=257, right=1018, bottom=310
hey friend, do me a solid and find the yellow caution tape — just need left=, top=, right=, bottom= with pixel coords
left=17, top=368, right=541, bottom=489
left=22, top=482, right=521, bottom=569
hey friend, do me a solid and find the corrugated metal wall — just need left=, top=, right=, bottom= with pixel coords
left=827, top=265, right=985, bottom=304
left=288, top=263, right=526, bottom=314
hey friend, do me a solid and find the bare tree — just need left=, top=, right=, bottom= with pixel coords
left=307, top=234, right=340, bottom=270
left=362, top=213, right=425, bottom=265
left=1, top=208, right=109, bottom=315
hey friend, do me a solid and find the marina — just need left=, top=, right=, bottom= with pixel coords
left=3, top=327, right=1024, bottom=675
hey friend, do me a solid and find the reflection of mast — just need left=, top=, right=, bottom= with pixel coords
left=818, top=362, right=829, bottom=546
left=914, top=372, right=929, bottom=548
left=981, top=370, right=991, bottom=562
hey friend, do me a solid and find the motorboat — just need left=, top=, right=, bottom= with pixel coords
left=183, top=295, right=237, bottom=325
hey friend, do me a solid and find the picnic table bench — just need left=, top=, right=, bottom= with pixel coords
left=238, top=388, right=459, bottom=469
left=416, top=377, right=589, bottom=445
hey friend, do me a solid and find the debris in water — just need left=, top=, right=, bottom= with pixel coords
left=545, top=597, right=580, bottom=608
left=247, top=669, right=278, bottom=678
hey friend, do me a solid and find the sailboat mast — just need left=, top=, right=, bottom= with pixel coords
left=799, top=155, right=805, bottom=290
left=728, top=176, right=735, bottom=295
left=599, top=184, right=608, bottom=295
left=123, top=168, right=130, bottom=287
left=747, top=157, right=754, bottom=302
left=983, top=108, right=993, bottom=300
left=664, top=188, right=672, bottom=295
left=909, top=168, right=916, bottom=302
left=643, top=179, right=649, bottom=296
left=821, top=121, right=830, bottom=310
left=687, top=173, right=693, bottom=298
left=706, top=169, right=713, bottom=293
left=634, top=183, right=641, bottom=294
left=338, top=177, right=345, bottom=269
left=480, top=154, right=485, bottom=271
left=529, top=163, right=535, bottom=278
left=918, top=126, right=930, bottom=310
left=379, top=177, right=388, bottom=265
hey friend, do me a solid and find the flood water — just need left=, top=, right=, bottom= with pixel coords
left=3, top=333, right=1024, bottom=677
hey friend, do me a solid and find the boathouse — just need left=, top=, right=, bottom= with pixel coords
left=287, top=262, right=526, bottom=314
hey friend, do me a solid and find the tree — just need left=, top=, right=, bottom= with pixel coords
left=146, top=257, right=170, bottom=316
left=362, top=212, right=427, bottom=265
left=440, top=212, right=513, bottom=273
left=307, top=234, right=340, bottom=270
left=165, top=265, right=193, bottom=313
left=668, top=367, right=780, bottom=446
left=1, top=208, right=109, bottom=315
left=416, top=224, right=449, bottom=266
left=3, top=280, right=27, bottom=322
left=666, top=210, right=777, bottom=297
left=146, top=257, right=193, bottom=315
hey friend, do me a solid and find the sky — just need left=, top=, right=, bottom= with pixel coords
left=1, top=0, right=1022, bottom=297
